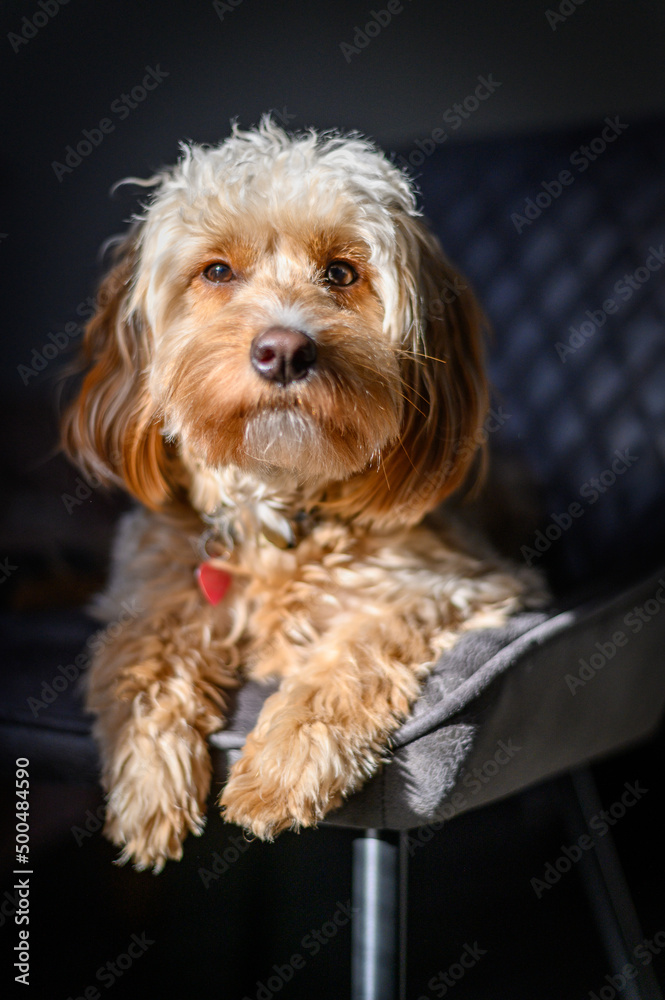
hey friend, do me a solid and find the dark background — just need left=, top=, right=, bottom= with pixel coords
left=2, top=1, right=665, bottom=997
left=4, top=0, right=665, bottom=391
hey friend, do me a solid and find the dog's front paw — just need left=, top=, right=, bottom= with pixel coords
left=102, top=723, right=212, bottom=871
left=219, top=721, right=353, bottom=840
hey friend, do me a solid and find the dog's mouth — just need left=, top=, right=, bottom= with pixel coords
left=173, top=377, right=400, bottom=483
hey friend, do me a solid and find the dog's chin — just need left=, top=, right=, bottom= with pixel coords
left=240, top=410, right=383, bottom=483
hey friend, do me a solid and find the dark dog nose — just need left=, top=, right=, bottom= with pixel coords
left=250, top=327, right=317, bottom=385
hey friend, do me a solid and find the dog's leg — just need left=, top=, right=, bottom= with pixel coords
left=86, top=509, right=240, bottom=870
left=220, top=607, right=439, bottom=839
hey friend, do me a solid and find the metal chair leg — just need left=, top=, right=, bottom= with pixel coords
left=566, top=768, right=663, bottom=1000
left=351, top=829, right=407, bottom=1000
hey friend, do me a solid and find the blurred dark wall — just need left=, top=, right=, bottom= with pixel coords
left=3, top=0, right=665, bottom=393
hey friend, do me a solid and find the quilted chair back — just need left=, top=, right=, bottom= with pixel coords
left=414, top=119, right=665, bottom=590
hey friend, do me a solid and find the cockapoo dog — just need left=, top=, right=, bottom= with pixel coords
left=63, top=117, right=534, bottom=871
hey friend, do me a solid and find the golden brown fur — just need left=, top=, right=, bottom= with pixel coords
left=62, top=119, right=535, bottom=870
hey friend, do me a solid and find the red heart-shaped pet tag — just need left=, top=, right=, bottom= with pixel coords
left=196, top=562, right=233, bottom=605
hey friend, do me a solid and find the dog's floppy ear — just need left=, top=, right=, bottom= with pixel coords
left=61, top=233, right=172, bottom=508
left=326, top=221, right=489, bottom=527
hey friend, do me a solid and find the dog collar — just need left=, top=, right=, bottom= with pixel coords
left=200, top=503, right=313, bottom=556
left=195, top=505, right=314, bottom=604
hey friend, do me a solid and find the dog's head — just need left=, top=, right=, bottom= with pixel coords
left=62, top=117, right=488, bottom=527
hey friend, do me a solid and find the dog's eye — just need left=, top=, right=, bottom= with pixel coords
left=203, top=262, right=233, bottom=283
left=325, top=261, right=357, bottom=286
